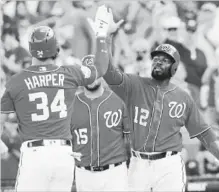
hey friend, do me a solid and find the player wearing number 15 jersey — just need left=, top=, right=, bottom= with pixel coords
left=0, top=26, right=99, bottom=192
left=71, top=55, right=130, bottom=192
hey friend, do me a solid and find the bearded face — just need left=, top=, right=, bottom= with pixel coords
left=85, top=78, right=102, bottom=92
left=151, top=52, right=174, bottom=81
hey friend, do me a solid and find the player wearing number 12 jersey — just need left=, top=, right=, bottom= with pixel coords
left=93, top=5, right=219, bottom=192
left=0, top=26, right=99, bottom=192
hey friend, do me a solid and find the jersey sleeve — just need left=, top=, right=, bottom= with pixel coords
left=1, top=83, right=15, bottom=114
left=65, top=64, right=97, bottom=86
left=94, top=36, right=136, bottom=105
left=185, top=96, right=211, bottom=139
left=103, top=62, right=137, bottom=105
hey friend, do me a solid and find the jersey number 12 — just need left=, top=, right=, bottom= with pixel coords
left=29, top=89, right=67, bottom=121
left=134, top=106, right=149, bottom=126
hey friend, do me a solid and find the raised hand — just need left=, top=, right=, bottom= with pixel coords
left=95, top=5, right=124, bottom=37
left=95, top=5, right=111, bottom=37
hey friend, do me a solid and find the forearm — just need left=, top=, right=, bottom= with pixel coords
left=95, top=35, right=123, bottom=84
left=94, top=5, right=124, bottom=84
left=198, top=129, right=219, bottom=160
left=202, top=140, right=219, bottom=160
left=102, top=35, right=123, bottom=85
left=95, top=36, right=110, bottom=78
left=124, top=133, right=131, bottom=158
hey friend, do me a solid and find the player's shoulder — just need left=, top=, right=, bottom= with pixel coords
left=76, top=90, right=84, bottom=98
left=172, top=83, right=193, bottom=103
left=108, top=88, right=126, bottom=105
left=124, top=73, right=149, bottom=86
left=5, top=71, right=26, bottom=89
left=59, top=65, right=79, bottom=74
left=139, top=76, right=153, bottom=84
left=109, top=88, right=119, bottom=99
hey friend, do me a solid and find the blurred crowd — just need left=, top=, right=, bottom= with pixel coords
left=1, top=0, right=219, bottom=188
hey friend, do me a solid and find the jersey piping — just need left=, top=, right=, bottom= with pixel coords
left=77, top=94, right=93, bottom=166
left=152, top=87, right=177, bottom=151
left=23, top=66, right=61, bottom=73
left=96, top=91, right=113, bottom=166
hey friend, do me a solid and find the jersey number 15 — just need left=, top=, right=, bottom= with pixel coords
left=29, top=89, right=67, bottom=121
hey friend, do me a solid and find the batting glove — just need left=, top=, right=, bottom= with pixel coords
left=95, top=5, right=124, bottom=37
left=95, top=5, right=111, bottom=37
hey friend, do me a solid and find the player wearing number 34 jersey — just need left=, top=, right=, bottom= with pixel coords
left=0, top=26, right=99, bottom=192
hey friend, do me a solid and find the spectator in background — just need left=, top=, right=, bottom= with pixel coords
left=146, top=1, right=179, bottom=50
left=197, top=3, right=218, bottom=85
left=181, top=12, right=208, bottom=107
left=1, top=114, right=22, bottom=188
left=15, top=1, right=31, bottom=24
left=196, top=142, right=219, bottom=176
left=200, top=48, right=219, bottom=130
left=175, top=1, right=198, bottom=20
left=2, top=13, right=18, bottom=41
left=14, top=1, right=33, bottom=49
left=1, top=28, right=31, bottom=77
left=33, top=1, right=55, bottom=24
left=167, top=12, right=208, bottom=108
left=124, top=38, right=151, bottom=77
left=99, top=1, right=138, bottom=66
left=151, top=15, right=182, bottom=48
left=54, top=0, right=95, bottom=60
left=1, top=112, right=21, bottom=161
left=149, top=16, right=190, bottom=93
left=205, top=6, right=219, bottom=49
left=0, top=68, right=6, bottom=98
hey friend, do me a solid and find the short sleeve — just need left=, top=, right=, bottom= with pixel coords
left=1, top=88, right=15, bottom=113
left=65, top=65, right=97, bottom=87
left=185, top=97, right=211, bottom=139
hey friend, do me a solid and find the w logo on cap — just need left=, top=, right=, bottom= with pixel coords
left=81, top=55, right=95, bottom=66
left=159, top=44, right=175, bottom=55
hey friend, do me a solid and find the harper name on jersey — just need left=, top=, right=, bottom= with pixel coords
left=24, top=74, right=65, bottom=90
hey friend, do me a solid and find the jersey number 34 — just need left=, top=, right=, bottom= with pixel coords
left=28, top=89, right=67, bottom=121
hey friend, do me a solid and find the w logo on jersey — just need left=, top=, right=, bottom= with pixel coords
left=168, top=101, right=186, bottom=119
left=104, top=109, right=122, bottom=128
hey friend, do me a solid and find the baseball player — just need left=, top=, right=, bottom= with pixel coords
left=0, top=26, right=102, bottom=192
left=70, top=55, right=130, bottom=192
left=93, top=5, right=219, bottom=192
